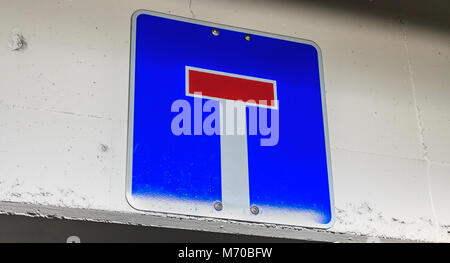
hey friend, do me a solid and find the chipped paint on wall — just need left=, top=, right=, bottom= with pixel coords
left=332, top=202, right=449, bottom=242
left=9, top=31, right=26, bottom=51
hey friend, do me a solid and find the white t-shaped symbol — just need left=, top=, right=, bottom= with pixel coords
left=186, top=66, right=277, bottom=216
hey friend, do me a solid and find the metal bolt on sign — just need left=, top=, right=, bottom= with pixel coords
left=214, top=201, right=223, bottom=211
left=250, top=205, right=259, bottom=215
left=211, top=28, right=220, bottom=36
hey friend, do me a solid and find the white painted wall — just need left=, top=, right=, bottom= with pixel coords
left=0, top=0, right=448, bottom=242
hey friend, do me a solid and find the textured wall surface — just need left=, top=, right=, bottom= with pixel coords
left=0, top=0, right=449, bottom=242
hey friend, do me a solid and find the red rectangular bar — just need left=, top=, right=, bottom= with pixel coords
left=188, top=68, right=276, bottom=107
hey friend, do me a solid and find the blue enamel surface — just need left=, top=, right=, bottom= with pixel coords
left=131, top=13, right=332, bottom=223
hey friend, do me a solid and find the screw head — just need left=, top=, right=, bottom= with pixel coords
left=66, top=236, right=81, bottom=243
left=244, top=34, right=251, bottom=41
left=250, top=205, right=259, bottom=215
left=211, top=28, right=220, bottom=36
left=214, top=201, right=223, bottom=211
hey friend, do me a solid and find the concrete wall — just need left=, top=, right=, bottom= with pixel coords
left=0, top=0, right=448, bottom=242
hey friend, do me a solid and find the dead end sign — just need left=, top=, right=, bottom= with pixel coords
left=126, top=10, right=334, bottom=228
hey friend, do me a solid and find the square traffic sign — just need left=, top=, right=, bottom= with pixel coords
left=127, top=10, right=334, bottom=228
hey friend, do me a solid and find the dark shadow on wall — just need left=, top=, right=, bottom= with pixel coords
left=0, top=214, right=315, bottom=243
left=266, top=0, right=449, bottom=34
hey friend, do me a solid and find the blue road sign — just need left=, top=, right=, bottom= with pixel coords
left=127, top=10, right=334, bottom=228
